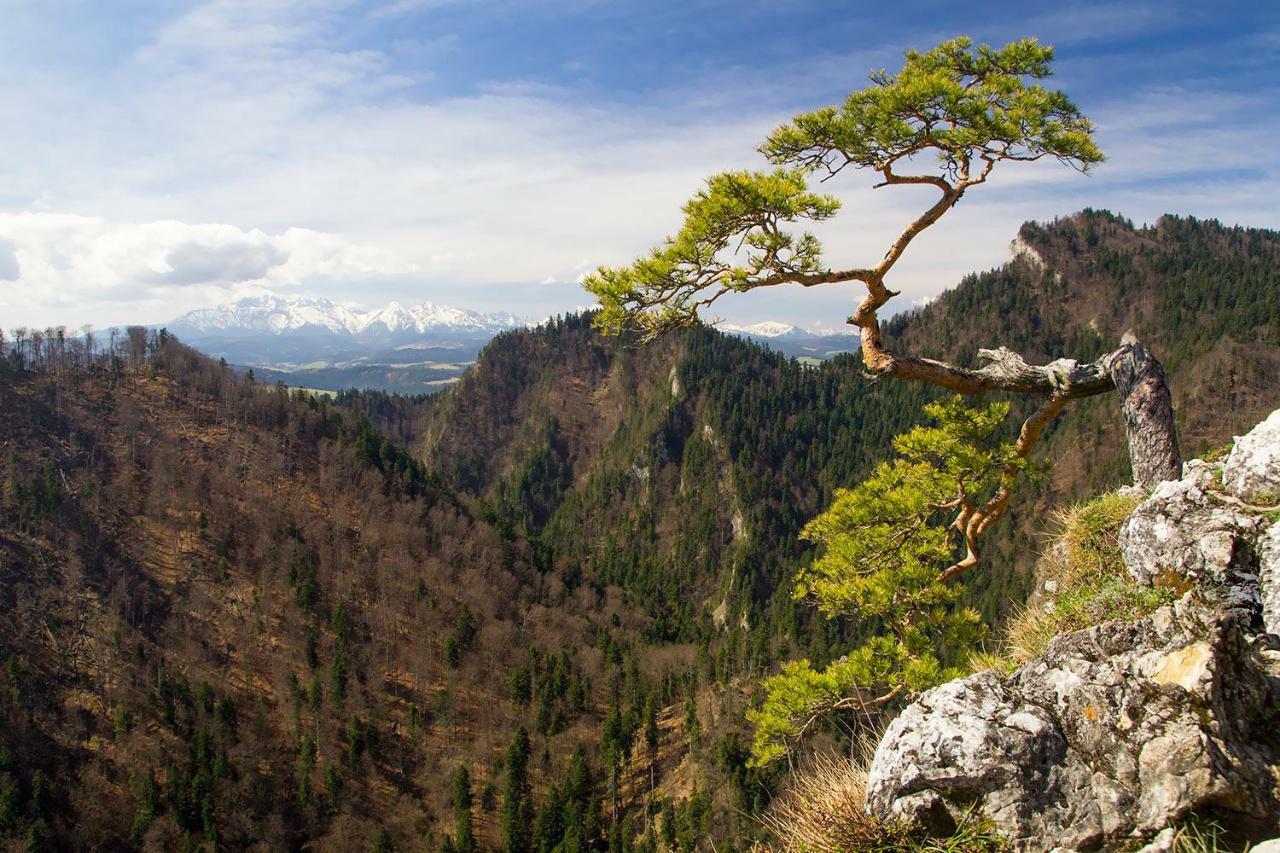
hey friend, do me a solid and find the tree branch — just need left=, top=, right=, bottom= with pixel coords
left=858, top=341, right=1119, bottom=399
left=788, top=683, right=904, bottom=751
left=940, top=394, right=1067, bottom=581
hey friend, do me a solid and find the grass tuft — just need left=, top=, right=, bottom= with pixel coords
left=1199, top=443, right=1233, bottom=463
left=1054, top=491, right=1144, bottom=582
left=964, top=650, right=1016, bottom=677
left=1172, top=814, right=1230, bottom=852
left=761, top=746, right=1006, bottom=852
left=972, top=490, right=1174, bottom=671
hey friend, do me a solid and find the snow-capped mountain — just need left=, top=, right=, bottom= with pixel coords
left=170, top=295, right=365, bottom=336
left=358, top=301, right=526, bottom=337
left=713, top=319, right=859, bottom=361
left=717, top=321, right=805, bottom=339
left=169, top=295, right=528, bottom=340
left=717, top=320, right=858, bottom=339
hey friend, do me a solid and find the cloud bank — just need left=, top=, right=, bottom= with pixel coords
left=0, top=214, right=412, bottom=328
left=0, top=1, right=1276, bottom=329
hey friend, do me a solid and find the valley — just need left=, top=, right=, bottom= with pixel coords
left=2, top=210, right=1276, bottom=849
left=163, top=296, right=856, bottom=395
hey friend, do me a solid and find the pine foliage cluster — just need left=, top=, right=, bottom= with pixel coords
left=749, top=399, right=1006, bottom=765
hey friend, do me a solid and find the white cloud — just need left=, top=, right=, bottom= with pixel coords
left=0, top=1, right=1275, bottom=331
left=0, top=213, right=413, bottom=327
left=0, top=240, right=18, bottom=282
left=0, top=0, right=772, bottom=325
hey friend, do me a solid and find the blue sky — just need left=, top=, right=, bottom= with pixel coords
left=1, top=0, right=1277, bottom=330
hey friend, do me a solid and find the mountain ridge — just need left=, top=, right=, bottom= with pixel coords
left=169, top=294, right=530, bottom=339
left=1, top=209, right=1277, bottom=850
left=164, top=295, right=862, bottom=393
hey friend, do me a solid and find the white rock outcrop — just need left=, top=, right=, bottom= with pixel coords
left=867, top=598, right=1280, bottom=849
left=1224, top=409, right=1280, bottom=501
left=1119, top=458, right=1265, bottom=610
left=866, top=408, right=1280, bottom=850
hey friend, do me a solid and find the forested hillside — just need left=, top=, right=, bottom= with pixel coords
left=0, top=335, right=739, bottom=851
left=349, top=209, right=1280, bottom=720
left=1, top=210, right=1276, bottom=851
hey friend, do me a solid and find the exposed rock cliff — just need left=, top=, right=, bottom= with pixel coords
left=866, top=409, right=1280, bottom=851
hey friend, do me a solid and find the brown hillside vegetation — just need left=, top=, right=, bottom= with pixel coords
left=0, top=338, right=699, bottom=850
left=0, top=211, right=1277, bottom=851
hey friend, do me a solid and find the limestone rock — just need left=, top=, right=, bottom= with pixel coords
left=866, top=599, right=1280, bottom=850
left=1119, top=459, right=1264, bottom=607
left=1135, top=828, right=1176, bottom=853
left=865, top=672, right=1072, bottom=841
left=1260, top=521, right=1280, bottom=636
left=1224, top=409, right=1280, bottom=501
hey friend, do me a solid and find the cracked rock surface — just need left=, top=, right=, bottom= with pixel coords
left=1224, top=409, right=1280, bottom=502
left=865, top=410, right=1280, bottom=850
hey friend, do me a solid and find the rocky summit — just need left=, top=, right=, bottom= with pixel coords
left=866, top=408, right=1280, bottom=851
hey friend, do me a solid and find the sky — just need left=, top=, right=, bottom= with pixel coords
left=1, top=0, right=1278, bottom=331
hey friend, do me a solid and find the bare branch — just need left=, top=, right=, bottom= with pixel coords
left=856, top=339, right=1119, bottom=400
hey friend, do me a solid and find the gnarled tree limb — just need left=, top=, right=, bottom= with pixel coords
left=586, top=37, right=1182, bottom=580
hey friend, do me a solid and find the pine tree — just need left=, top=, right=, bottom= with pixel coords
left=501, top=727, right=532, bottom=853
left=642, top=693, right=659, bottom=822
left=451, top=764, right=475, bottom=853
left=682, top=694, right=700, bottom=758
left=748, top=398, right=1005, bottom=765
left=601, top=698, right=629, bottom=828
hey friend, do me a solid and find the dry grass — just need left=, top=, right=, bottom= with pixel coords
left=1053, top=491, right=1145, bottom=583
left=971, top=491, right=1173, bottom=672
left=964, top=650, right=1016, bottom=677
left=761, top=745, right=1006, bottom=852
left=761, top=748, right=894, bottom=852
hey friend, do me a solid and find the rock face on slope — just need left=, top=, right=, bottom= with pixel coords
left=865, top=410, right=1280, bottom=850
left=1223, top=409, right=1280, bottom=502
left=1121, top=459, right=1268, bottom=616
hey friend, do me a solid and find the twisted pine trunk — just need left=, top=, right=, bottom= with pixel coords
left=866, top=336, right=1183, bottom=578
left=864, top=337, right=1183, bottom=490
left=1108, top=341, right=1182, bottom=490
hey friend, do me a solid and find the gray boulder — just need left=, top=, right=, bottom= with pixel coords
left=1223, top=409, right=1280, bottom=502
left=1119, top=459, right=1264, bottom=604
left=866, top=598, right=1280, bottom=850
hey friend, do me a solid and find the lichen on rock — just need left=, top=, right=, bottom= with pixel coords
left=865, top=408, right=1280, bottom=851
left=1223, top=409, right=1280, bottom=502
left=1120, top=458, right=1265, bottom=616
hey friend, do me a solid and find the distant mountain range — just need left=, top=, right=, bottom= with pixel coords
left=716, top=320, right=850, bottom=338
left=163, top=295, right=529, bottom=391
left=169, top=294, right=527, bottom=342
left=164, top=295, right=858, bottom=393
